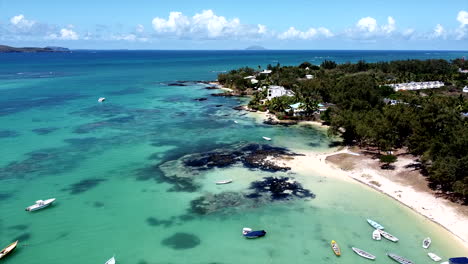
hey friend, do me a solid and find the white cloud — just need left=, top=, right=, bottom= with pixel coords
left=346, top=16, right=397, bottom=39
left=456, top=10, right=468, bottom=39
left=111, top=33, right=148, bottom=42
left=457, top=10, right=468, bottom=26
left=151, top=10, right=266, bottom=39
left=10, top=14, right=35, bottom=29
left=431, top=24, right=445, bottom=38
left=136, top=24, right=144, bottom=33
left=357, top=17, right=378, bottom=32
left=48, top=28, right=79, bottom=40
left=278, top=26, right=333, bottom=40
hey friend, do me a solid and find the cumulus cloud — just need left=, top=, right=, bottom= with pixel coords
left=10, top=14, right=35, bottom=29
left=48, top=28, right=79, bottom=40
left=151, top=10, right=267, bottom=39
left=430, top=24, right=445, bottom=39
left=136, top=24, right=144, bottom=33
left=456, top=10, right=468, bottom=39
left=346, top=16, right=397, bottom=39
left=278, top=26, right=333, bottom=40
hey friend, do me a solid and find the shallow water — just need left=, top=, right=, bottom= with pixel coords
left=1, top=50, right=467, bottom=264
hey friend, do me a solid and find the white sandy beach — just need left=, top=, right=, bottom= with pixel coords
left=248, top=109, right=468, bottom=248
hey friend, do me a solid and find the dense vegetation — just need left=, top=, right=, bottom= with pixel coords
left=218, top=59, right=468, bottom=202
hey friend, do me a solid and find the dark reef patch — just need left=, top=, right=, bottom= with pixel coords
left=249, top=177, right=315, bottom=200
left=194, top=97, right=208, bottom=101
left=31, top=127, right=59, bottom=135
left=109, top=87, right=146, bottom=95
left=189, top=192, right=245, bottom=215
left=183, top=143, right=295, bottom=172
left=161, top=232, right=201, bottom=250
left=62, top=178, right=107, bottom=195
left=0, top=193, right=13, bottom=201
left=10, top=224, right=28, bottom=231
left=0, top=129, right=19, bottom=138
left=14, top=233, right=31, bottom=241
left=93, top=201, right=105, bottom=208
left=146, top=217, right=173, bottom=227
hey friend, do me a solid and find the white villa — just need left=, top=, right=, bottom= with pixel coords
left=305, top=74, right=314, bottom=80
left=267, top=85, right=295, bottom=100
left=463, top=86, right=468, bottom=93
left=388, top=81, right=444, bottom=91
left=458, top=68, right=468, bottom=74
left=260, top=69, right=272, bottom=74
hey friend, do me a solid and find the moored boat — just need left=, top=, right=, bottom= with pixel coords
left=352, top=247, right=376, bottom=260
left=233, top=120, right=239, bottom=124
left=105, top=256, right=115, bottom=264
left=387, top=253, right=414, bottom=264
left=379, top=229, right=399, bottom=242
left=449, top=258, right=468, bottom=264
left=215, top=179, right=233, bottom=185
left=243, top=230, right=266, bottom=239
left=262, top=136, right=271, bottom=141
left=0, top=241, right=18, bottom=259
left=372, top=229, right=381, bottom=240
left=98, top=97, right=106, bottom=102
left=423, top=237, right=432, bottom=249
left=25, top=198, right=56, bottom=211
left=428, top=253, right=442, bottom=262
left=330, top=240, right=341, bottom=256
left=367, top=219, right=384, bottom=230
left=242, top=227, right=252, bottom=235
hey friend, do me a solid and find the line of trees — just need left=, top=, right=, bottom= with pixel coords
left=218, top=58, right=468, bottom=202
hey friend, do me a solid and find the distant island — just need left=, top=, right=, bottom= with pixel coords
left=0, top=45, right=70, bottom=53
left=245, top=45, right=266, bottom=50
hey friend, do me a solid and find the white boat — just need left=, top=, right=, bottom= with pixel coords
left=428, top=253, right=442, bottom=262
left=441, top=261, right=449, bottom=264
left=98, top=97, right=106, bottom=102
left=242, top=227, right=252, bottom=235
left=105, top=256, right=115, bottom=264
left=387, top=253, right=414, bottom=264
left=423, top=237, right=432, bottom=249
left=372, top=229, right=381, bottom=240
left=367, top=219, right=384, bottom=230
left=379, top=230, right=399, bottom=242
left=233, top=120, right=239, bottom=124
left=25, top=198, right=56, bottom=211
left=215, top=179, right=233, bottom=185
left=262, top=136, right=271, bottom=141
left=352, top=247, right=376, bottom=260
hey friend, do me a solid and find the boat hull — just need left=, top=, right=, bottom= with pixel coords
left=0, top=241, right=18, bottom=259
left=331, top=240, right=341, bottom=256
left=352, top=247, right=376, bottom=260
left=244, top=230, right=266, bottom=238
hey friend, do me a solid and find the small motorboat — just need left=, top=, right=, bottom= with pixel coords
left=367, top=219, right=384, bottom=230
left=98, top=97, right=106, bottom=102
left=428, top=253, right=442, bottom=262
left=233, top=120, right=239, bottom=124
left=262, top=136, right=271, bottom=141
left=352, top=247, right=376, bottom=260
left=242, top=227, right=252, bottom=235
left=379, top=229, right=399, bottom=242
left=423, top=237, right=432, bottom=249
left=0, top=241, right=18, bottom=259
left=372, top=229, right=381, bottom=240
left=387, top=253, right=414, bottom=264
left=243, top=230, right=266, bottom=239
left=105, top=256, right=115, bottom=264
left=215, top=179, right=233, bottom=185
left=330, top=240, right=341, bottom=256
left=25, top=198, right=56, bottom=211
left=449, top=258, right=468, bottom=264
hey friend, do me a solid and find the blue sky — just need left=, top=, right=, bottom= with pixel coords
left=1, top=0, right=467, bottom=49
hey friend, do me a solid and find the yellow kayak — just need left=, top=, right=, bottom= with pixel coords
left=331, top=240, right=341, bottom=256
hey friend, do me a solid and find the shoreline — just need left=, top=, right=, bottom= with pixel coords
left=245, top=105, right=468, bottom=248
left=279, top=147, right=468, bottom=248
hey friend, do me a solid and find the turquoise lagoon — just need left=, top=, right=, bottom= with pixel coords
left=0, top=50, right=467, bottom=264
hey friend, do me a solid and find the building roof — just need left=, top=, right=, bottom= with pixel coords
left=290, top=103, right=302, bottom=109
